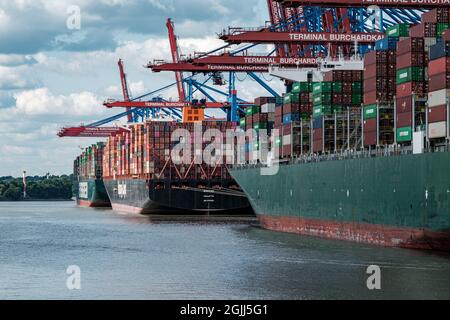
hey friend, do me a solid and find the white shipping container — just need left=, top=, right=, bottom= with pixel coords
left=428, top=89, right=448, bottom=107
left=283, top=135, right=291, bottom=146
left=424, top=37, right=437, bottom=51
left=428, top=121, right=447, bottom=139
left=261, top=103, right=276, bottom=113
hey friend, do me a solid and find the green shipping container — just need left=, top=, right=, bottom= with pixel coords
left=437, top=23, right=450, bottom=37
left=313, top=94, right=332, bottom=105
left=396, top=67, right=424, bottom=84
left=299, top=82, right=311, bottom=92
left=254, top=122, right=268, bottom=130
left=292, top=82, right=301, bottom=93
left=313, top=106, right=324, bottom=118
left=397, top=126, right=413, bottom=142
left=332, top=82, right=343, bottom=93
left=313, top=105, right=333, bottom=118
left=363, top=104, right=377, bottom=120
left=240, top=118, right=246, bottom=127
left=246, top=106, right=261, bottom=115
left=352, top=94, right=362, bottom=104
left=292, top=82, right=310, bottom=93
left=284, top=93, right=300, bottom=104
left=386, top=23, right=410, bottom=37
left=313, top=82, right=332, bottom=94
left=333, top=105, right=343, bottom=113
left=352, top=82, right=362, bottom=92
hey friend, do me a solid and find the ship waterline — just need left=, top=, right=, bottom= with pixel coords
left=230, top=151, right=450, bottom=250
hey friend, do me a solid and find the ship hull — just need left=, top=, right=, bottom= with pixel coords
left=74, top=179, right=111, bottom=208
left=230, top=151, right=450, bottom=251
left=104, top=179, right=251, bottom=215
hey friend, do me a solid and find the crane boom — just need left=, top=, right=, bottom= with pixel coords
left=118, top=59, right=133, bottom=122
left=220, top=30, right=385, bottom=44
left=104, top=101, right=230, bottom=109
left=167, top=18, right=186, bottom=102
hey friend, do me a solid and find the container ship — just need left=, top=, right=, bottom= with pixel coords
left=230, top=12, right=450, bottom=250
left=73, top=142, right=111, bottom=207
left=102, top=121, right=251, bottom=215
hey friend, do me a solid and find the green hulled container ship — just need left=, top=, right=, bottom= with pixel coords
left=230, top=150, right=450, bottom=251
left=74, top=179, right=110, bottom=208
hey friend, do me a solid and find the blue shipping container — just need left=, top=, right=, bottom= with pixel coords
left=313, top=116, right=324, bottom=129
left=283, top=113, right=301, bottom=124
left=375, top=37, right=398, bottom=51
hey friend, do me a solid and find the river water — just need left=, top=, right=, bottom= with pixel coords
left=0, top=201, right=449, bottom=300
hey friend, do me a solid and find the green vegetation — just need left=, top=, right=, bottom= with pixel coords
left=0, top=175, right=73, bottom=201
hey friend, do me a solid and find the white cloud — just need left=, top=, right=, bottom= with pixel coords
left=0, top=145, right=33, bottom=155
left=0, top=54, right=38, bottom=67
left=13, top=88, right=104, bottom=117
left=0, top=8, right=10, bottom=29
left=0, top=66, right=38, bottom=90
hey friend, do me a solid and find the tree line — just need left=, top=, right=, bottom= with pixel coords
left=0, top=175, right=73, bottom=201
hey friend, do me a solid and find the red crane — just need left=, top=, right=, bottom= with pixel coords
left=148, top=57, right=318, bottom=73
left=267, top=0, right=288, bottom=57
left=118, top=59, right=133, bottom=122
left=167, top=18, right=186, bottom=102
left=58, top=126, right=129, bottom=137
left=104, top=100, right=228, bottom=109
left=219, top=29, right=385, bottom=44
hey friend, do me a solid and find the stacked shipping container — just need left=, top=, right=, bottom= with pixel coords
left=75, top=142, right=105, bottom=180
left=313, top=71, right=363, bottom=152
left=103, top=121, right=238, bottom=181
left=427, top=29, right=450, bottom=140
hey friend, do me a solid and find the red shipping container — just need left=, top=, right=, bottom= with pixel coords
left=429, top=57, right=450, bottom=76
left=312, top=128, right=323, bottom=142
left=364, top=91, right=377, bottom=105
left=428, top=105, right=447, bottom=123
left=397, top=37, right=425, bottom=55
left=364, top=64, right=378, bottom=79
left=364, top=131, right=377, bottom=146
left=422, top=8, right=449, bottom=23
left=283, top=103, right=300, bottom=114
left=363, top=118, right=377, bottom=132
left=396, top=96, right=413, bottom=113
left=409, top=23, right=436, bottom=38
left=363, top=51, right=377, bottom=66
left=396, top=82, right=427, bottom=98
left=397, top=112, right=413, bottom=128
left=323, top=71, right=333, bottom=82
left=313, top=139, right=323, bottom=153
left=396, top=52, right=425, bottom=69
left=429, top=73, right=450, bottom=91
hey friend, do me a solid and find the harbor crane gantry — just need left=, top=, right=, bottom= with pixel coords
left=59, top=0, right=438, bottom=137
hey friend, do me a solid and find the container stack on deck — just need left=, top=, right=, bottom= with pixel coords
left=280, top=83, right=312, bottom=157
left=243, top=97, right=276, bottom=162
left=74, top=142, right=105, bottom=181
left=312, top=71, right=363, bottom=153
left=396, top=33, right=428, bottom=143
left=363, top=26, right=399, bottom=147
left=102, top=121, right=237, bottom=181
left=428, top=29, right=450, bottom=142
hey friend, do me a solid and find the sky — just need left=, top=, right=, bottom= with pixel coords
left=0, top=0, right=286, bottom=177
